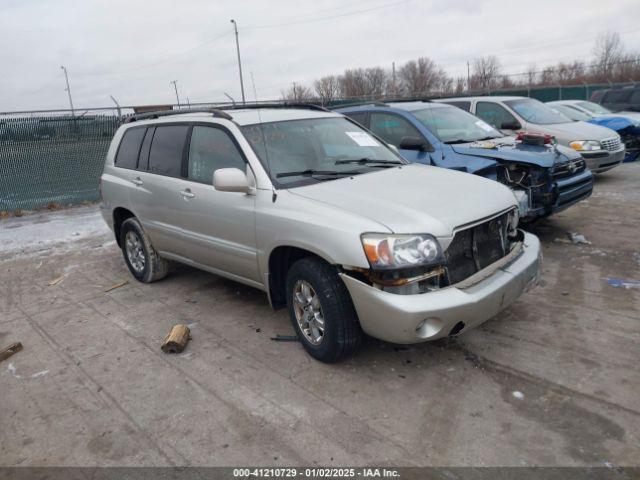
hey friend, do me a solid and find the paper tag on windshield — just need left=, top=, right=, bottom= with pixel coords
left=345, top=131, right=379, bottom=147
left=475, top=120, right=494, bottom=132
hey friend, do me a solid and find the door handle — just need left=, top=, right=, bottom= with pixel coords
left=131, top=177, right=143, bottom=186
left=180, top=189, right=195, bottom=199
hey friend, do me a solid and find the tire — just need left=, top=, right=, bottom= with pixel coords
left=120, top=217, right=169, bottom=283
left=285, top=257, right=362, bottom=362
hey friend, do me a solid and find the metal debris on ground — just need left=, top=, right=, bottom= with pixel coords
left=568, top=232, right=591, bottom=245
left=161, top=324, right=191, bottom=353
left=48, top=275, right=66, bottom=286
left=104, top=280, right=128, bottom=292
left=270, top=334, right=299, bottom=342
left=0, top=342, right=23, bottom=363
left=605, top=278, right=640, bottom=289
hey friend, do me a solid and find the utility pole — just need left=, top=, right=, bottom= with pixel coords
left=392, top=62, right=396, bottom=97
left=466, top=61, right=470, bottom=91
left=60, top=65, right=75, bottom=115
left=230, top=19, right=246, bottom=104
left=170, top=80, right=180, bottom=107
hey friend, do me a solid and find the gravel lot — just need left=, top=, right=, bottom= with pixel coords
left=1, top=162, right=639, bottom=467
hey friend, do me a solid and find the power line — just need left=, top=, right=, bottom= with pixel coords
left=244, top=0, right=412, bottom=29
left=73, top=31, right=232, bottom=77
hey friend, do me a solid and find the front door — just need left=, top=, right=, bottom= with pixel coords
left=175, top=124, right=259, bottom=283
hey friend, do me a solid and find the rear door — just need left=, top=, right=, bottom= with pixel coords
left=176, top=124, right=259, bottom=282
left=128, top=124, right=192, bottom=257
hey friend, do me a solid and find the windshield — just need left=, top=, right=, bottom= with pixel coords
left=411, top=106, right=503, bottom=143
left=505, top=98, right=571, bottom=125
left=241, top=117, right=403, bottom=187
left=550, top=104, right=591, bottom=121
left=577, top=101, right=612, bottom=115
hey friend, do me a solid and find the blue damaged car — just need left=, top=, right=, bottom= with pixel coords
left=337, top=101, right=594, bottom=222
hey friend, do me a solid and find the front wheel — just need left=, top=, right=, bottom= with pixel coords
left=285, top=257, right=362, bottom=362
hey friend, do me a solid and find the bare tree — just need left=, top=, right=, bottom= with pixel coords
left=313, top=75, right=341, bottom=104
left=469, top=56, right=501, bottom=91
left=398, top=57, right=446, bottom=96
left=282, top=82, right=314, bottom=102
left=364, top=67, right=388, bottom=97
left=592, top=32, right=623, bottom=80
left=340, top=69, right=370, bottom=98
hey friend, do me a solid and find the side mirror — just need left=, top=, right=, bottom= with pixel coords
left=399, top=136, right=432, bottom=151
left=500, top=120, right=522, bottom=130
left=213, top=168, right=250, bottom=193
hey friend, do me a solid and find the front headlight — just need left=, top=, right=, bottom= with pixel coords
left=569, top=140, right=601, bottom=152
left=361, top=233, right=443, bottom=270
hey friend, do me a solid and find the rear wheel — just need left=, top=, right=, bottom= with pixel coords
left=285, top=257, right=362, bottom=362
left=120, top=217, right=169, bottom=283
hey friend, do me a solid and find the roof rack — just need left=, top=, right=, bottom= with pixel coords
left=327, top=101, right=388, bottom=110
left=384, top=97, right=433, bottom=104
left=122, top=107, right=232, bottom=124
left=219, top=102, right=330, bottom=112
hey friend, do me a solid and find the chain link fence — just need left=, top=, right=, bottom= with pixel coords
left=0, top=108, right=123, bottom=212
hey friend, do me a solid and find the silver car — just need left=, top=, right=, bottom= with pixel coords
left=437, top=96, right=626, bottom=173
left=100, top=106, right=541, bottom=362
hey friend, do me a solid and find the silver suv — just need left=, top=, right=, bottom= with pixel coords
left=100, top=105, right=541, bottom=362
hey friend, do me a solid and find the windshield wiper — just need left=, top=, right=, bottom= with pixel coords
left=445, top=136, right=499, bottom=144
left=444, top=139, right=474, bottom=144
left=334, top=158, right=403, bottom=166
left=276, top=169, right=362, bottom=179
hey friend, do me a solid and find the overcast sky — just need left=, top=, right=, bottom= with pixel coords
left=1, top=0, right=639, bottom=112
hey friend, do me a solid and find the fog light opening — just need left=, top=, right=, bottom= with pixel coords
left=449, top=321, right=465, bottom=336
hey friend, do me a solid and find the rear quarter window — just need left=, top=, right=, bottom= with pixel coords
left=115, top=127, right=146, bottom=169
left=148, top=125, right=190, bottom=177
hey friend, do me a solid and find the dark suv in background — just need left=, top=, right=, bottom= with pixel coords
left=591, top=86, right=640, bottom=112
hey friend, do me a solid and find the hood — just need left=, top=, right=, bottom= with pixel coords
left=289, top=164, right=516, bottom=238
left=522, top=121, right=619, bottom=144
left=588, top=116, right=638, bottom=131
left=612, top=111, right=640, bottom=123
left=450, top=136, right=581, bottom=168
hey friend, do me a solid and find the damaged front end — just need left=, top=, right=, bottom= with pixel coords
left=619, top=124, right=640, bottom=162
left=344, top=209, right=522, bottom=295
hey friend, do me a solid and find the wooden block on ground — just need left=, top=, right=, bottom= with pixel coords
left=161, top=325, right=190, bottom=353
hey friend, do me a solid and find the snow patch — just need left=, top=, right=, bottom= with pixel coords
left=0, top=205, right=111, bottom=258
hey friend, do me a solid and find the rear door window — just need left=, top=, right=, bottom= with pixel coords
left=604, top=90, right=631, bottom=104
left=630, top=90, right=640, bottom=105
left=115, top=127, right=146, bottom=169
left=148, top=125, right=190, bottom=177
left=187, top=126, right=246, bottom=184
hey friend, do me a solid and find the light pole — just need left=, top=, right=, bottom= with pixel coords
left=170, top=80, right=180, bottom=107
left=60, top=65, right=75, bottom=115
left=230, top=19, right=246, bottom=104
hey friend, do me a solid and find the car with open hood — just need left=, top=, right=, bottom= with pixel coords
left=438, top=96, right=626, bottom=173
left=337, top=101, right=593, bottom=222
left=100, top=105, right=540, bottom=362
